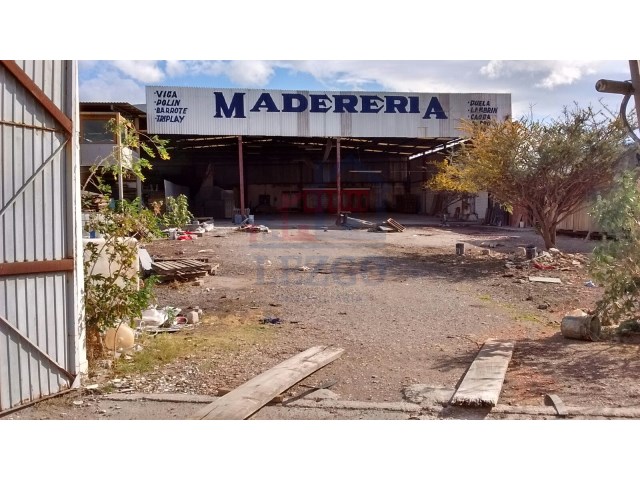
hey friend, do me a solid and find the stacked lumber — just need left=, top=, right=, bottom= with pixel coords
left=151, top=258, right=218, bottom=280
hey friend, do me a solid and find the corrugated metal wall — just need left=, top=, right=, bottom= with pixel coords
left=147, top=87, right=512, bottom=138
left=0, top=60, right=84, bottom=412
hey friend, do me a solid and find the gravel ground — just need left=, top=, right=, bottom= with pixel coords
left=5, top=215, right=640, bottom=420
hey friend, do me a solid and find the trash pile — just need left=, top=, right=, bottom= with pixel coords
left=526, top=248, right=588, bottom=272
left=335, top=214, right=406, bottom=233
left=237, top=224, right=270, bottom=233
left=136, top=305, right=203, bottom=331
left=163, top=220, right=215, bottom=241
left=101, top=305, right=204, bottom=356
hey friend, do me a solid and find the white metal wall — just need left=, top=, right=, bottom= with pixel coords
left=0, top=60, right=85, bottom=412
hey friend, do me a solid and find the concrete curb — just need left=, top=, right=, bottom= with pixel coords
left=102, top=393, right=640, bottom=418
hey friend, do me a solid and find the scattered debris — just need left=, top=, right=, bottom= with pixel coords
left=584, top=280, right=597, bottom=288
left=192, top=279, right=205, bottom=287
left=238, top=225, right=270, bottom=233
left=528, top=276, right=562, bottom=284
left=261, top=316, right=283, bottom=325
left=186, top=311, right=200, bottom=324
left=532, top=261, right=555, bottom=270
left=386, top=218, right=406, bottom=232
left=298, top=266, right=312, bottom=272
left=138, top=248, right=153, bottom=273
left=336, top=214, right=375, bottom=229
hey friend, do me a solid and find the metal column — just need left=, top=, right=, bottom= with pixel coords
left=238, top=135, right=245, bottom=213
left=336, top=137, right=341, bottom=214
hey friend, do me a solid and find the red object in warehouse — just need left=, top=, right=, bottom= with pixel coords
left=302, top=187, right=370, bottom=214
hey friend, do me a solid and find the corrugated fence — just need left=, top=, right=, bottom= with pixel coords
left=0, top=60, right=85, bottom=412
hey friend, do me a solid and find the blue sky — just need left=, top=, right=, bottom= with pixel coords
left=79, top=60, right=633, bottom=121
left=4, top=1, right=637, bottom=123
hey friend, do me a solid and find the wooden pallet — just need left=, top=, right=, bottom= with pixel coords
left=151, top=259, right=218, bottom=280
left=386, top=218, right=406, bottom=232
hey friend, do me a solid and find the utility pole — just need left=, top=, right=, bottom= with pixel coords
left=595, top=60, right=640, bottom=143
left=629, top=60, right=640, bottom=131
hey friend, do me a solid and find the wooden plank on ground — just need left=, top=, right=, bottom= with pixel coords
left=386, top=218, right=406, bottom=232
left=181, top=260, right=203, bottom=268
left=544, top=393, right=568, bottom=417
left=451, top=338, right=514, bottom=407
left=151, top=262, right=171, bottom=271
left=154, top=257, right=210, bottom=263
left=529, top=276, right=562, bottom=284
left=190, top=345, right=345, bottom=420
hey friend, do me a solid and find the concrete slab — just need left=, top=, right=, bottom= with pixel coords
left=403, top=385, right=455, bottom=406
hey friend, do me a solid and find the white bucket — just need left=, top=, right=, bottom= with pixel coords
left=561, top=314, right=601, bottom=341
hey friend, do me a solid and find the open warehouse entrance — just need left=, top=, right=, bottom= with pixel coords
left=81, top=88, right=512, bottom=222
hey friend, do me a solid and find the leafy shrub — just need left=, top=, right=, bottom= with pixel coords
left=590, top=171, right=640, bottom=327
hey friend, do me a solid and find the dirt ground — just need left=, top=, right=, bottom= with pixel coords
left=4, top=214, right=640, bottom=420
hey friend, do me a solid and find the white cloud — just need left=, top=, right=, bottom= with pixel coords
left=181, top=61, right=227, bottom=77
left=480, top=60, right=600, bottom=89
left=112, top=60, right=165, bottom=83
left=80, top=70, right=146, bottom=104
left=225, top=60, right=275, bottom=87
left=283, top=60, right=472, bottom=92
left=165, top=60, right=188, bottom=77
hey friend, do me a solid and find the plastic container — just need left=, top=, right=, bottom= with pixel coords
left=83, top=237, right=139, bottom=289
left=104, top=323, right=135, bottom=352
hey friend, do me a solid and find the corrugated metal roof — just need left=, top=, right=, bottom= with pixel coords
left=80, top=101, right=145, bottom=117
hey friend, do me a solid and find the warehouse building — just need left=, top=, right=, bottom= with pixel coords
left=80, top=87, right=511, bottom=221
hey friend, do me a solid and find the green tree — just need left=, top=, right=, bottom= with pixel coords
left=590, top=171, right=640, bottom=327
left=162, top=194, right=193, bottom=229
left=427, top=105, right=628, bottom=248
left=82, top=117, right=169, bottom=360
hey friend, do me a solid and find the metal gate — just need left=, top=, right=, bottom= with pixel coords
left=0, top=60, right=85, bottom=412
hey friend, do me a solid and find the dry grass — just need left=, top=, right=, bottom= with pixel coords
left=114, top=313, right=274, bottom=375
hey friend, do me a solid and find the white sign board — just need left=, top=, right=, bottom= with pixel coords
left=146, top=87, right=511, bottom=138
